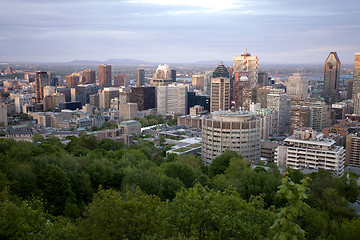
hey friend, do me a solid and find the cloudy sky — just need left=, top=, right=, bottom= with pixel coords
left=1, top=0, right=359, bottom=64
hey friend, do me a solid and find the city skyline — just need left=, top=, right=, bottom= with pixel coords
left=1, top=0, right=359, bottom=64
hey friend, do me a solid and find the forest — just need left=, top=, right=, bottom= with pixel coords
left=0, top=135, right=359, bottom=240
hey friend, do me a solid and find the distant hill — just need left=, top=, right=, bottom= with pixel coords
left=68, top=59, right=152, bottom=65
left=194, top=60, right=233, bottom=66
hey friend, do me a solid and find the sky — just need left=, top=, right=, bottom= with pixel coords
left=1, top=0, right=359, bottom=64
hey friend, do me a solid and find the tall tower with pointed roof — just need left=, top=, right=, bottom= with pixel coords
left=322, top=52, right=341, bottom=100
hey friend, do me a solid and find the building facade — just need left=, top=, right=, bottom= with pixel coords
left=98, top=64, right=112, bottom=87
left=136, top=68, right=145, bottom=86
left=156, top=84, right=188, bottom=115
left=201, top=110, right=261, bottom=164
left=322, top=52, right=341, bottom=100
left=352, top=53, right=360, bottom=98
left=233, top=52, right=259, bottom=87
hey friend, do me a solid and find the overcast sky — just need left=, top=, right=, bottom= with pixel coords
left=1, top=0, right=359, bottom=64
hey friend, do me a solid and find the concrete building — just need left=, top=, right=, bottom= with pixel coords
left=232, top=75, right=250, bottom=110
left=258, top=72, right=269, bottom=86
left=0, top=102, right=8, bottom=126
left=118, top=102, right=138, bottom=120
left=289, top=106, right=311, bottom=135
left=345, top=132, right=360, bottom=167
left=156, top=84, right=188, bottom=115
left=254, top=108, right=273, bottom=140
left=242, top=88, right=257, bottom=110
left=210, top=77, right=231, bottom=112
left=307, top=100, right=328, bottom=131
left=151, top=64, right=173, bottom=86
left=204, top=71, right=212, bottom=95
left=233, top=52, right=259, bottom=87
left=98, top=64, right=112, bottom=87
left=99, top=87, right=120, bottom=109
left=267, top=89, right=288, bottom=135
left=35, top=72, right=50, bottom=101
left=322, top=52, right=341, bottom=100
left=352, top=53, right=360, bottom=98
left=260, top=140, right=279, bottom=164
left=286, top=73, right=309, bottom=99
left=136, top=68, right=145, bottom=86
left=347, top=79, right=353, bottom=100
left=275, top=129, right=345, bottom=177
left=14, top=95, right=33, bottom=113
left=130, top=87, right=156, bottom=111
left=82, top=70, right=96, bottom=84
left=201, top=110, right=261, bottom=164
left=119, top=120, right=141, bottom=136
left=192, top=74, right=204, bottom=91
left=66, top=75, right=79, bottom=88
left=113, top=74, right=130, bottom=87
left=353, top=93, right=360, bottom=115
left=190, top=105, right=204, bottom=116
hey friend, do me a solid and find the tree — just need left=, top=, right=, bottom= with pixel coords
left=208, top=150, right=241, bottom=177
left=269, top=175, right=309, bottom=240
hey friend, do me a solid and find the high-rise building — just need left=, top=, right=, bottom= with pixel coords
left=156, top=84, right=188, bottom=115
left=275, top=129, right=345, bottom=177
left=35, top=72, right=50, bottom=101
left=114, top=74, right=130, bottom=87
left=136, top=68, right=145, bottom=86
left=171, top=69, right=176, bottom=82
left=83, top=70, right=96, bottom=84
left=130, top=87, right=156, bottom=111
left=192, top=74, right=204, bottom=91
left=74, top=84, right=99, bottom=106
left=66, top=75, right=79, bottom=88
left=99, top=87, right=119, bottom=109
left=307, top=100, right=328, bottom=131
left=353, top=53, right=360, bottom=98
left=258, top=72, right=269, bottom=86
left=151, top=64, right=173, bottom=86
left=201, top=110, right=261, bottom=164
left=353, top=93, right=360, bottom=115
left=345, top=131, right=360, bottom=167
left=286, top=73, right=309, bottom=99
left=233, top=52, right=259, bottom=87
left=347, top=79, right=353, bottom=100
left=98, top=64, right=112, bottom=87
left=204, top=72, right=212, bottom=95
left=288, top=106, right=311, bottom=135
left=210, top=62, right=231, bottom=112
left=242, top=88, right=257, bottom=110
left=322, top=52, right=341, bottom=100
left=0, top=102, right=8, bottom=126
left=267, top=89, right=288, bottom=135
left=232, top=74, right=250, bottom=110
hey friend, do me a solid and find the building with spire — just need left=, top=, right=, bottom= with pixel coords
left=322, top=52, right=341, bottom=101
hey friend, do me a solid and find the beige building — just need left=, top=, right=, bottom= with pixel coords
left=192, top=74, right=204, bottom=91
left=210, top=77, right=231, bottom=112
left=99, top=87, right=119, bottom=109
left=201, top=110, right=261, bottom=164
left=267, top=89, right=288, bottom=135
left=118, top=103, right=138, bottom=120
left=83, top=69, right=96, bottom=84
left=353, top=53, right=360, bottom=98
left=275, top=129, right=345, bottom=177
left=286, top=73, right=309, bottom=99
left=66, top=75, right=79, bottom=88
left=233, top=52, right=259, bottom=87
left=156, top=84, right=187, bottom=115
left=353, top=93, right=360, bottom=115
left=289, top=106, right=311, bottom=135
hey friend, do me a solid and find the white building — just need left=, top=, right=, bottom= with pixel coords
left=201, top=110, right=261, bottom=164
left=14, top=95, right=33, bottom=113
left=275, top=129, right=345, bottom=177
left=157, top=84, right=187, bottom=115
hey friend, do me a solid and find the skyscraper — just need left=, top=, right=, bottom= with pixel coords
left=136, top=68, right=145, bottom=86
left=151, top=64, right=173, bottom=86
left=66, top=75, right=79, bottom=88
left=35, top=72, right=50, bottom=101
left=210, top=62, right=231, bottom=112
left=233, top=52, right=259, bottom=87
left=192, top=74, right=204, bottom=91
left=352, top=53, right=360, bottom=98
left=156, top=84, right=188, bottom=115
left=83, top=70, right=96, bottom=84
left=322, top=52, right=341, bottom=100
left=98, top=64, right=112, bottom=87
left=267, top=89, right=288, bottom=135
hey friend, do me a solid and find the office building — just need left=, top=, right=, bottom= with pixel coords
left=322, top=52, right=341, bottom=100
left=289, top=106, right=311, bottom=135
left=83, top=70, right=96, bottom=84
left=35, top=72, right=50, bottom=101
left=98, top=64, right=112, bottom=87
left=73, top=84, right=99, bottom=106
left=157, top=84, right=187, bottom=115
left=99, top=87, right=119, bottom=109
left=345, top=131, right=360, bottom=167
left=204, top=72, right=212, bottom=95
left=66, top=75, right=79, bottom=88
left=187, top=92, right=210, bottom=113
left=232, top=75, right=251, bottom=110
left=0, top=102, right=8, bottom=126
left=267, top=89, right=288, bottom=135
left=192, top=74, right=204, bottom=91
left=201, top=110, right=261, bottom=164
left=258, top=72, right=269, bottom=86
left=151, top=64, right=173, bottom=86
left=352, top=53, right=360, bottom=98
left=347, top=79, right=353, bottom=100
left=353, top=93, right=360, bottom=115
left=275, top=129, right=345, bottom=177
left=286, top=73, right=309, bottom=99
left=210, top=62, right=230, bottom=112
left=308, top=100, right=328, bottom=131
left=233, top=52, right=259, bottom=87
left=130, top=87, right=156, bottom=111
left=114, top=74, right=130, bottom=87
left=136, top=68, right=145, bottom=86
